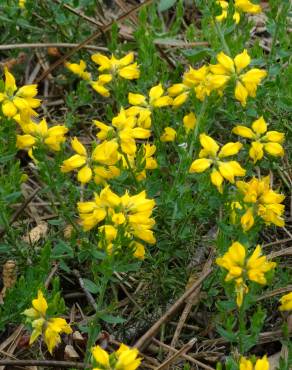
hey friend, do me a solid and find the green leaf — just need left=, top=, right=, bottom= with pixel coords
left=52, top=240, right=73, bottom=259
left=158, top=0, right=177, bottom=12
left=98, top=313, right=125, bottom=324
left=216, top=326, right=237, bottom=343
left=82, top=279, right=99, bottom=294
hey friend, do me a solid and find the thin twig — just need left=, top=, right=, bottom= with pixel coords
left=44, top=263, right=59, bottom=289
left=267, top=246, right=292, bottom=260
left=263, top=237, right=292, bottom=248
left=0, top=43, right=108, bottom=52
left=0, top=360, right=89, bottom=369
left=257, top=285, right=292, bottom=302
left=168, top=285, right=200, bottom=353
left=151, top=339, right=216, bottom=370
left=72, top=269, right=98, bottom=312
left=53, top=0, right=103, bottom=27
left=154, top=338, right=197, bottom=370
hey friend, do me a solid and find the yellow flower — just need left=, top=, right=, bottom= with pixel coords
left=90, top=74, right=112, bottom=97
left=233, top=116, right=285, bottom=162
left=246, top=245, right=276, bottom=284
left=92, top=345, right=110, bottom=368
left=44, top=318, right=72, bottom=354
left=23, top=290, right=48, bottom=318
left=132, top=242, right=146, bottom=260
left=115, top=343, right=141, bottom=370
left=23, top=291, right=72, bottom=354
left=99, top=225, right=118, bottom=242
left=61, top=137, right=120, bottom=185
left=209, top=50, right=267, bottom=106
left=16, top=117, right=68, bottom=157
left=91, top=52, right=140, bottom=80
left=172, top=91, right=189, bottom=107
left=216, top=0, right=261, bottom=25
left=160, top=127, right=177, bottom=142
left=127, top=84, right=172, bottom=127
left=279, top=292, right=292, bottom=311
left=0, top=68, right=41, bottom=118
left=239, top=355, right=269, bottom=370
left=167, top=64, right=225, bottom=104
left=78, top=187, right=156, bottom=253
left=120, top=190, right=156, bottom=245
left=183, top=65, right=213, bottom=101
left=236, top=176, right=285, bottom=230
left=19, top=0, right=26, bottom=8
left=65, top=60, right=91, bottom=80
left=240, top=207, right=255, bottom=231
left=216, top=243, right=276, bottom=306
left=216, top=1, right=229, bottom=23
left=91, top=343, right=141, bottom=370
left=183, top=112, right=196, bottom=133
left=235, top=278, right=249, bottom=307
left=135, top=143, right=158, bottom=181
left=235, top=0, right=262, bottom=14
left=189, top=133, right=245, bottom=192
left=94, top=108, right=151, bottom=156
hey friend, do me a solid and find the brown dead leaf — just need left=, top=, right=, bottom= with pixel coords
left=0, top=260, right=17, bottom=303
left=72, top=331, right=84, bottom=343
left=22, top=221, right=48, bottom=244
left=64, top=224, right=74, bottom=239
left=64, top=344, right=80, bottom=360
left=47, top=47, right=61, bottom=57
left=268, top=345, right=288, bottom=370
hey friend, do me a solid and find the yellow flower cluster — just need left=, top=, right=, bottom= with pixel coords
left=239, top=355, right=269, bottom=370
left=216, top=0, right=262, bottom=24
left=66, top=52, right=140, bottom=98
left=16, top=116, right=68, bottom=159
left=92, top=343, right=141, bottom=370
left=232, top=116, right=284, bottom=163
left=23, top=291, right=72, bottom=354
left=0, top=67, right=41, bottom=118
left=0, top=68, right=68, bottom=159
left=78, top=186, right=156, bottom=259
left=61, top=106, right=156, bottom=184
left=61, top=137, right=120, bottom=185
left=216, top=242, right=276, bottom=306
left=168, top=50, right=266, bottom=106
left=94, top=108, right=151, bottom=156
left=235, top=176, right=285, bottom=231
left=128, top=83, right=173, bottom=126
left=189, top=133, right=245, bottom=193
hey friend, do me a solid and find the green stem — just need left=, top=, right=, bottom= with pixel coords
left=214, top=20, right=231, bottom=55
left=97, top=276, right=109, bottom=309
left=188, top=97, right=208, bottom=157
left=122, top=151, right=140, bottom=189
left=238, top=304, right=246, bottom=354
